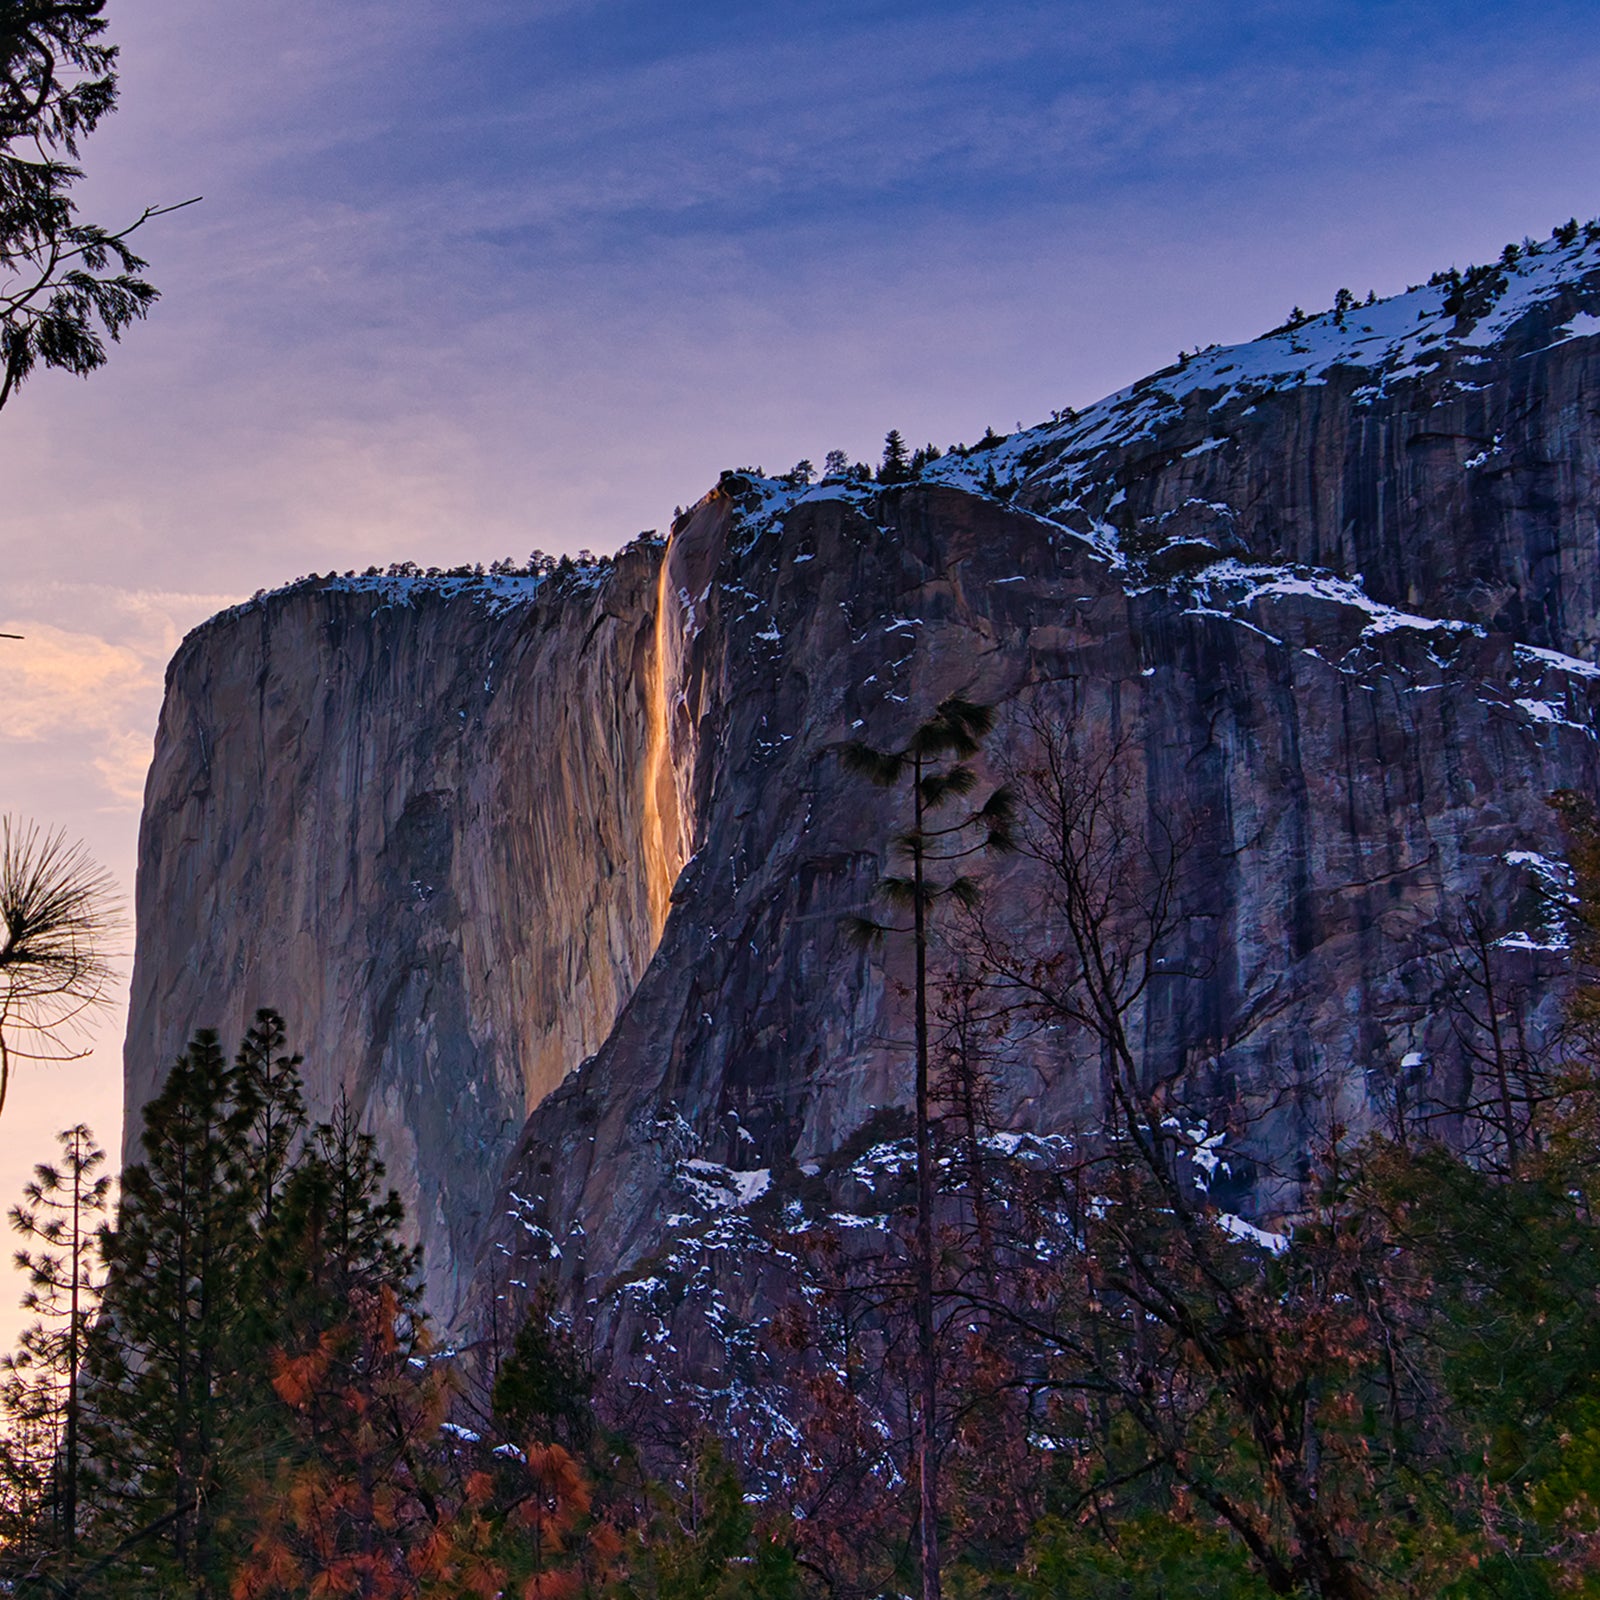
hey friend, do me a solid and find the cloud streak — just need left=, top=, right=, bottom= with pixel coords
left=0, top=588, right=240, bottom=803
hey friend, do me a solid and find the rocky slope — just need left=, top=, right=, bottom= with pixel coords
left=126, top=225, right=1600, bottom=1372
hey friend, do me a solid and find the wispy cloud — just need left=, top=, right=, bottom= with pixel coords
left=0, top=588, right=240, bottom=804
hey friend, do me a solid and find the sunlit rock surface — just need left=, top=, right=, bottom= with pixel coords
left=124, top=536, right=701, bottom=1318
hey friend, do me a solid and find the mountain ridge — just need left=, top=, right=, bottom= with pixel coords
left=125, top=220, right=1600, bottom=1382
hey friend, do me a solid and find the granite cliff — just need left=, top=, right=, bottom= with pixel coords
left=125, top=551, right=696, bottom=1316
left=127, top=227, right=1600, bottom=1368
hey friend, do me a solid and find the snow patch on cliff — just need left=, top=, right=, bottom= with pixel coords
left=1499, top=849, right=1578, bottom=952
left=710, top=228, right=1600, bottom=603
left=913, top=226, right=1600, bottom=526
left=677, top=1158, right=773, bottom=1211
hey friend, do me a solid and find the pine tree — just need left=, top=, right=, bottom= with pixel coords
left=626, top=1440, right=798, bottom=1600
left=844, top=701, right=1013, bottom=1600
left=272, top=1088, right=419, bottom=1324
left=0, top=1125, right=112, bottom=1587
left=879, top=429, right=911, bottom=485
left=0, top=817, right=119, bottom=1120
left=233, top=1010, right=306, bottom=1233
left=86, top=1029, right=257, bottom=1596
left=77, top=1024, right=432, bottom=1596
left=3, top=1124, right=111, bottom=1565
left=0, top=1, right=186, bottom=412
left=492, top=1287, right=595, bottom=1458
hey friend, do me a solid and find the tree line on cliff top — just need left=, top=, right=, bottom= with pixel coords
left=4, top=705, right=1600, bottom=1598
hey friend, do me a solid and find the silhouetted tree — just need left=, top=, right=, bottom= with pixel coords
left=844, top=700, right=1013, bottom=1600
left=0, top=0, right=192, bottom=411
left=233, top=1011, right=306, bottom=1232
left=879, top=430, right=911, bottom=485
left=86, top=1030, right=262, bottom=1594
left=0, top=817, right=119, bottom=1119
left=2, top=1123, right=110, bottom=1566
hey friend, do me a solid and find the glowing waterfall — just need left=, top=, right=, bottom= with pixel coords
left=642, top=546, right=681, bottom=940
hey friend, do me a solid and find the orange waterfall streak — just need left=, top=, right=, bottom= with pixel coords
left=641, top=547, right=676, bottom=939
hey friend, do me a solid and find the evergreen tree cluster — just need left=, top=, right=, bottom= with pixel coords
left=1270, top=212, right=1600, bottom=339
left=0, top=1015, right=801, bottom=1600
left=0, top=1012, right=435, bottom=1596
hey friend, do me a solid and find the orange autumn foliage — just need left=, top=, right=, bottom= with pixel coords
left=231, top=1287, right=448, bottom=1600
left=424, top=1437, right=619, bottom=1600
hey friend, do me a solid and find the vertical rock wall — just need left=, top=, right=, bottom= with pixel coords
left=123, top=527, right=711, bottom=1319
left=481, top=482, right=1600, bottom=1378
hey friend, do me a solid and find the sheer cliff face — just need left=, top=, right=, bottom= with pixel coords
left=125, top=544, right=700, bottom=1318
left=127, top=235, right=1600, bottom=1345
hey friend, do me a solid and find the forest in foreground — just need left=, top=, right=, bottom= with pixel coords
left=5, top=737, right=1600, bottom=1600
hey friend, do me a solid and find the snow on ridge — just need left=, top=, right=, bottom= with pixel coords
left=1515, top=642, right=1600, bottom=680
left=725, top=471, right=883, bottom=543
left=915, top=227, right=1600, bottom=503
left=719, top=229, right=1600, bottom=557
left=320, top=569, right=557, bottom=613
left=1175, top=563, right=1600, bottom=734
left=198, top=567, right=563, bottom=638
left=1514, top=697, right=1595, bottom=737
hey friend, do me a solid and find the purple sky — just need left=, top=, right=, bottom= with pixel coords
left=2, top=0, right=1599, bottom=1334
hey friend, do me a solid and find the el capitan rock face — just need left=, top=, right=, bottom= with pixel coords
left=126, top=230, right=1600, bottom=1367
left=125, top=547, right=694, bottom=1318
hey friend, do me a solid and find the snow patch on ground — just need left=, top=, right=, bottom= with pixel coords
left=1217, top=1213, right=1290, bottom=1254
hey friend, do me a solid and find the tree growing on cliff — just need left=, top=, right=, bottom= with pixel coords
left=879, top=430, right=911, bottom=485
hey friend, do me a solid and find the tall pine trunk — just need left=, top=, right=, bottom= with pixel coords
left=912, top=757, right=941, bottom=1600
